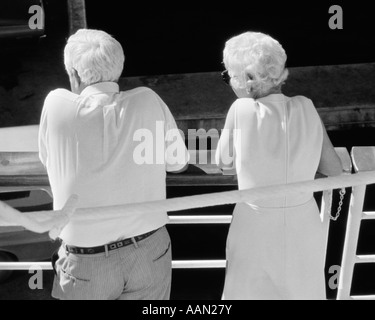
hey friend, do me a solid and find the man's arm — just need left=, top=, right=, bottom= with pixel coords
left=159, top=96, right=190, bottom=174
left=216, top=103, right=236, bottom=170
left=38, top=99, right=48, bottom=167
left=168, top=162, right=189, bottom=174
left=165, top=127, right=190, bottom=174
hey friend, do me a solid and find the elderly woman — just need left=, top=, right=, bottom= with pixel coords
left=216, top=32, right=343, bottom=300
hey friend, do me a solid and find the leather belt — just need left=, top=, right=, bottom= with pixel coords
left=63, top=228, right=160, bottom=255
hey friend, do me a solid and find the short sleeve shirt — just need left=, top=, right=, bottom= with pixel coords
left=39, top=82, right=189, bottom=246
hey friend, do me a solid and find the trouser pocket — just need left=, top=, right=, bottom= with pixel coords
left=153, top=241, right=171, bottom=262
left=51, top=249, right=60, bottom=276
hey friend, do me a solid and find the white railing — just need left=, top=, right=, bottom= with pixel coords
left=1, top=147, right=375, bottom=300
left=0, top=260, right=228, bottom=271
left=0, top=215, right=231, bottom=271
left=1, top=172, right=375, bottom=270
left=336, top=147, right=375, bottom=300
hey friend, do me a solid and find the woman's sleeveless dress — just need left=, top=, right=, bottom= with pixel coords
left=222, top=94, right=327, bottom=300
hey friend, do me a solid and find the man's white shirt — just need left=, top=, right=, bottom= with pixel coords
left=39, top=82, right=189, bottom=247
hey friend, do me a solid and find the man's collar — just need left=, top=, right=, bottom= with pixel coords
left=80, top=82, right=120, bottom=96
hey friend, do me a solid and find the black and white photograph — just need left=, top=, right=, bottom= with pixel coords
left=0, top=0, right=375, bottom=305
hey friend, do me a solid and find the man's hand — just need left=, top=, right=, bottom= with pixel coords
left=168, top=163, right=189, bottom=174
left=0, top=195, right=78, bottom=240
left=48, top=194, right=78, bottom=239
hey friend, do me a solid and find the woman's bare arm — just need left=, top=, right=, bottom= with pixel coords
left=318, top=120, right=343, bottom=176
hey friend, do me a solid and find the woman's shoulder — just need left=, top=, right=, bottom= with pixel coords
left=286, top=95, right=319, bottom=114
left=233, top=97, right=257, bottom=105
left=227, top=98, right=258, bottom=118
left=287, top=95, right=322, bottom=124
left=287, top=95, right=314, bottom=106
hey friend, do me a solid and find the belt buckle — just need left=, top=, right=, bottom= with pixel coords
left=66, top=245, right=75, bottom=255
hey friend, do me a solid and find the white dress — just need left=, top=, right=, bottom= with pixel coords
left=221, top=94, right=327, bottom=300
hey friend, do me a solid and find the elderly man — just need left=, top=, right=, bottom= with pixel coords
left=39, top=29, right=189, bottom=300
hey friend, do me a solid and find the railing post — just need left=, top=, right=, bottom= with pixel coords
left=321, top=148, right=352, bottom=230
left=337, top=147, right=375, bottom=300
left=67, top=0, right=87, bottom=35
left=337, top=184, right=366, bottom=300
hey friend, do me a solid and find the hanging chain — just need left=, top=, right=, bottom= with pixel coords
left=329, top=188, right=346, bottom=221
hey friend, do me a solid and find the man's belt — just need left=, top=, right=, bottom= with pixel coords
left=63, top=228, right=160, bottom=255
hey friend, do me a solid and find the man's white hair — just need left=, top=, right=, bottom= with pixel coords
left=64, top=29, right=125, bottom=86
left=223, top=32, right=289, bottom=97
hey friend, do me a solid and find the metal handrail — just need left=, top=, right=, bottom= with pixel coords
left=0, top=215, right=230, bottom=270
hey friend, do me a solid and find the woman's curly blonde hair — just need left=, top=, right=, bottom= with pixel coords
left=223, top=32, right=289, bottom=98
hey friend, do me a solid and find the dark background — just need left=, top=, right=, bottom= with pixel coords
left=90, top=2, right=375, bottom=76
left=73, top=1, right=375, bottom=75
left=24, top=0, right=375, bottom=77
